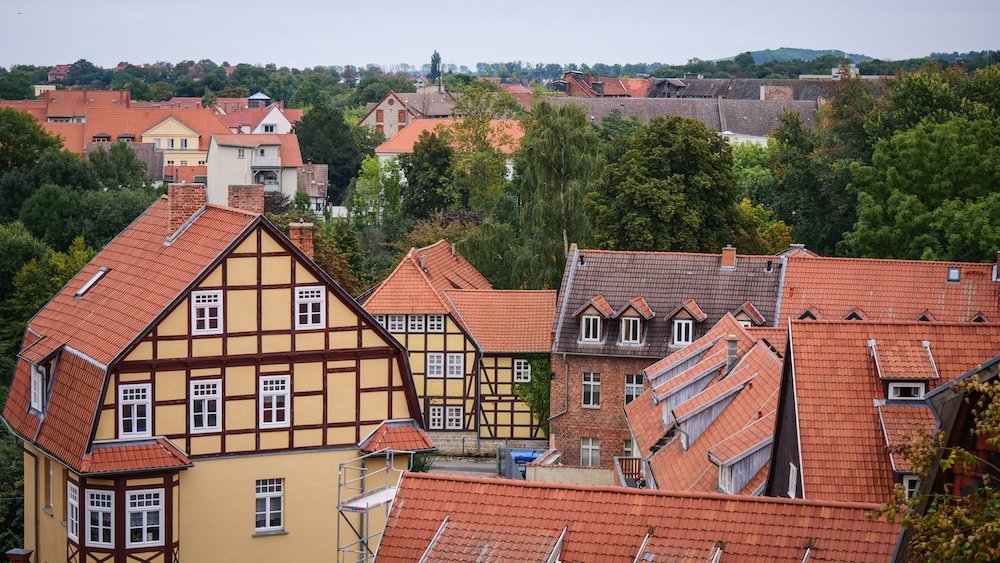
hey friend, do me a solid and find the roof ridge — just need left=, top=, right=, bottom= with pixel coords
left=580, top=248, right=779, bottom=259
left=203, top=203, right=259, bottom=217
left=789, top=254, right=995, bottom=267
left=793, top=319, right=1000, bottom=327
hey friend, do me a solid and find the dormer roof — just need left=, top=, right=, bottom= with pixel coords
left=869, top=339, right=939, bottom=381
left=734, top=300, right=766, bottom=325
left=613, top=296, right=654, bottom=320
left=668, top=298, right=707, bottom=322
left=573, top=295, right=614, bottom=318
left=876, top=403, right=936, bottom=473
left=707, top=410, right=776, bottom=466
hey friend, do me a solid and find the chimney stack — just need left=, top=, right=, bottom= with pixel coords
left=288, top=222, right=314, bottom=260
left=227, top=184, right=264, bottom=215
left=726, top=334, right=739, bottom=371
left=168, top=183, right=207, bottom=235
left=721, top=245, right=737, bottom=269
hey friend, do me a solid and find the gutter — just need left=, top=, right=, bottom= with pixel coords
left=773, top=255, right=788, bottom=327
left=549, top=245, right=580, bottom=424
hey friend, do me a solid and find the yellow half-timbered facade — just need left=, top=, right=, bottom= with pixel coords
left=2, top=184, right=431, bottom=563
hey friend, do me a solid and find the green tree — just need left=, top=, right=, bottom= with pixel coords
left=350, top=75, right=414, bottom=107
left=75, top=189, right=159, bottom=248
left=346, top=156, right=404, bottom=231
left=86, top=142, right=153, bottom=189
left=400, top=131, right=455, bottom=220
left=586, top=116, right=738, bottom=251
left=0, top=222, right=47, bottom=301
left=513, top=355, right=552, bottom=435
left=18, top=184, right=83, bottom=249
left=0, top=107, right=61, bottom=174
left=429, top=51, right=442, bottom=82
left=295, top=104, right=362, bottom=203
left=265, top=214, right=357, bottom=292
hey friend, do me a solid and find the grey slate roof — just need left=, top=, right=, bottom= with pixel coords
left=553, top=247, right=783, bottom=358
left=548, top=97, right=816, bottom=137
left=398, top=91, right=455, bottom=118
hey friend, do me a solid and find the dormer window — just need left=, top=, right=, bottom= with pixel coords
left=972, top=313, right=988, bottom=323
left=30, top=364, right=47, bottom=412
left=844, top=311, right=863, bottom=321
left=672, top=319, right=693, bottom=346
left=621, top=317, right=641, bottom=344
left=888, top=382, right=925, bottom=400
left=798, top=310, right=816, bottom=320
left=581, top=315, right=601, bottom=342
left=947, top=267, right=960, bottom=283
left=718, top=464, right=734, bottom=494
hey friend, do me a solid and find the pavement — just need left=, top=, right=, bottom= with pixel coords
left=427, top=457, right=498, bottom=477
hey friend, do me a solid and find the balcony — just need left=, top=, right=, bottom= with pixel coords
left=614, top=456, right=644, bottom=488
left=251, top=155, right=281, bottom=168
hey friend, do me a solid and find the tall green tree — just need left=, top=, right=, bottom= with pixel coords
left=0, top=108, right=61, bottom=174
left=586, top=116, right=738, bottom=251
left=400, top=131, right=455, bottom=220
left=429, top=51, right=442, bottom=82
left=86, top=142, right=154, bottom=189
left=295, top=104, right=362, bottom=203
left=0, top=222, right=47, bottom=301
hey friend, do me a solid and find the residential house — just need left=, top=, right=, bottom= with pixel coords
left=376, top=472, right=901, bottom=562
left=296, top=161, right=329, bottom=215
left=549, top=71, right=643, bottom=97
left=362, top=241, right=554, bottom=453
left=374, top=118, right=524, bottom=179
left=1, top=184, right=430, bottom=562
left=47, top=64, right=71, bottom=83
left=549, top=245, right=783, bottom=468
left=0, top=89, right=132, bottom=123
left=358, top=90, right=455, bottom=139
left=217, top=104, right=303, bottom=135
left=206, top=134, right=303, bottom=202
left=765, top=321, right=1000, bottom=504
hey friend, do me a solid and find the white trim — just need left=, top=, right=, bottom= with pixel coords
left=581, top=315, right=601, bottom=342
left=624, top=373, right=643, bottom=405
left=513, top=359, right=531, bottom=383
left=190, top=290, right=223, bottom=335
left=445, top=406, right=462, bottom=430
left=259, top=375, right=290, bottom=428
left=255, top=478, right=284, bottom=532
left=428, top=406, right=444, bottom=429
left=30, top=364, right=45, bottom=412
left=125, top=488, right=164, bottom=548
left=620, top=317, right=641, bottom=345
left=446, top=353, right=464, bottom=378
left=902, top=474, right=920, bottom=499
left=672, top=318, right=693, bottom=346
left=408, top=314, right=425, bottom=332
left=787, top=463, right=798, bottom=498
left=75, top=267, right=108, bottom=298
left=582, top=372, right=601, bottom=408
left=67, top=482, right=79, bottom=542
left=787, top=318, right=806, bottom=498
left=427, top=314, right=445, bottom=332
left=387, top=314, right=405, bottom=333
left=888, top=381, right=926, bottom=400
left=426, top=353, right=444, bottom=378
left=85, top=489, right=114, bottom=548
left=294, top=285, right=325, bottom=330
left=190, top=379, right=222, bottom=433
left=118, top=383, right=152, bottom=438
left=580, top=437, right=600, bottom=467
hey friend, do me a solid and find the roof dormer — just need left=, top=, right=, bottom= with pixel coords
left=869, top=339, right=939, bottom=401
left=575, top=295, right=613, bottom=343
left=844, top=310, right=864, bottom=321
left=733, top=300, right=765, bottom=327
left=667, top=299, right=706, bottom=348
left=614, top=297, right=654, bottom=346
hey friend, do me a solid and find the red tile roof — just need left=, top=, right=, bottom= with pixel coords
left=422, top=518, right=563, bottom=561
left=374, top=118, right=525, bottom=155
left=574, top=294, right=614, bottom=317
left=358, top=419, right=435, bottom=453
left=676, top=298, right=708, bottom=322
left=787, top=321, right=1000, bottom=503
left=616, top=296, right=654, bottom=319
left=877, top=404, right=936, bottom=473
left=378, top=473, right=900, bottom=562
left=779, top=256, right=1000, bottom=323
left=708, top=410, right=776, bottom=465
left=871, top=340, right=939, bottom=380
left=736, top=299, right=766, bottom=325
left=83, top=107, right=232, bottom=151
left=79, top=437, right=192, bottom=475
left=32, top=349, right=107, bottom=471
left=444, top=290, right=555, bottom=353
left=211, top=133, right=303, bottom=166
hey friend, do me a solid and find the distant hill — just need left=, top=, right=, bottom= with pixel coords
left=749, top=48, right=873, bottom=64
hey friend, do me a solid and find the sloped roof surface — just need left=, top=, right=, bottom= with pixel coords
left=79, top=437, right=192, bottom=474
left=788, top=321, right=1000, bottom=503
left=359, top=419, right=434, bottom=453
left=374, top=118, right=525, bottom=155
left=444, top=290, right=555, bottom=353
left=84, top=107, right=231, bottom=150
left=396, top=90, right=455, bottom=117
left=872, top=340, right=939, bottom=380
left=877, top=404, right=937, bottom=473
left=378, top=473, right=899, bottom=562
left=423, top=519, right=562, bottom=561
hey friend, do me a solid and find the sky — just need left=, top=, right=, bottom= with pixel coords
left=1, top=0, right=998, bottom=70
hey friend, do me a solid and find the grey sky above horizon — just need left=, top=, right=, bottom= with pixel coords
left=1, top=0, right=998, bottom=70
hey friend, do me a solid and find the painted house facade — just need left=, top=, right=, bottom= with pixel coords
left=1, top=184, right=429, bottom=562
left=358, top=90, right=455, bottom=139
left=206, top=134, right=303, bottom=202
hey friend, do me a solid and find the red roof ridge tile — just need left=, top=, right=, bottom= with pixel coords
left=788, top=254, right=996, bottom=268
left=203, top=203, right=260, bottom=217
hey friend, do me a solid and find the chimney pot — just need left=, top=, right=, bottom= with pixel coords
left=288, top=221, right=314, bottom=260
left=726, top=334, right=739, bottom=371
left=721, top=245, right=737, bottom=269
left=167, top=183, right=206, bottom=236
left=227, top=184, right=264, bottom=214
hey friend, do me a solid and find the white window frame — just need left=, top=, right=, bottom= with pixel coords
left=119, top=384, right=152, bottom=438
left=624, top=373, right=644, bottom=405
left=581, top=315, right=601, bottom=342
left=255, top=479, right=284, bottom=532
left=623, top=438, right=636, bottom=458
left=67, top=482, right=79, bottom=542
left=718, top=464, right=734, bottom=493
left=263, top=124, right=276, bottom=133
left=903, top=474, right=920, bottom=499
left=427, top=314, right=445, bottom=332
left=738, top=319, right=753, bottom=328
left=428, top=406, right=444, bottom=429
left=672, top=318, right=694, bottom=346
left=582, top=372, right=601, bottom=408
left=445, top=406, right=462, bottom=430
left=408, top=314, right=425, bottom=332
left=237, top=148, right=245, bottom=158
left=888, top=382, right=926, bottom=400
left=86, top=490, right=114, bottom=548
left=426, top=353, right=444, bottom=378
left=180, top=138, right=188, bottom=149
left=125, top=489, right=164, bottom=548
left=295, top=286, right=325, bottom=330
left=191, top=290, right=223, bottom=335
left=190, top=379, right=222, bottom=433
left=30, top=364, right=45, bottom=412
left=373, top=314, right=386, bottom=328
left=167, top=138, right=175, bottom=148
left=387, top=314, right=405, bottom=333
left=788, top=463, right=798, bottom=498
left=446, top=353, right=464, bottom=378
left=621, top=317, right=641, bottom=344
left=513, top=359, right=531, bottom=383
left=947, top=267, right=960, bottom=282
left=259, top=376, right=290, bottom=428
left=581, top=437, right=600, bottom=467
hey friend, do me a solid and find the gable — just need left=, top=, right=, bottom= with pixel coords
left=143, top=115, right=199, bottom=137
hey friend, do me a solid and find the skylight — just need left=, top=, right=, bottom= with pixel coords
left=75, top=267, right=108, bottom=298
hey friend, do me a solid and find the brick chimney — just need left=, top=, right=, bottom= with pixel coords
left=721, top=245, right=737, bottom=269
left=288, top=222, right=314, bottom=260
left=168, top=183, right=206, bottom=235
left=227, top=184, right=264, bottom=214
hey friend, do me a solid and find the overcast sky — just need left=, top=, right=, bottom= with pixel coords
left=1, top=0, right=997, bottom=69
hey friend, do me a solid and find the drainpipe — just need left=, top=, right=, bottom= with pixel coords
left=23, top=447, right=39, bottom=563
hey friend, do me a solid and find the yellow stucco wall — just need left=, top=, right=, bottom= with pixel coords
left=479, top=355, right=541, bottom=439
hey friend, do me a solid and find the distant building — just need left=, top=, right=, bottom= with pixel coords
left=206, top=134, right=303, bottom=202
left=47, top=64, right=70, bottom=83
left=359, top=90, right=456, bottom=139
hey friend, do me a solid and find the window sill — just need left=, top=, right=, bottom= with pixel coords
left=581, top=405, right=601, bottom=410
left=253, top=529, right=288, bottom=538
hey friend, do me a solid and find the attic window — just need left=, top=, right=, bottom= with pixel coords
left=888, top=382, right=926, bottom=400
left=92, top=134, right=110, bottom=143
left=947, top=267, right=960, bottom=283
left=972, top=314, right=988, bottom=323
left=798, top=310, right=816, bottom=321
left=75, top=267, right=109, bottom=298
left=917, top=314, right=931, bottom=322
left=844, top=311, right=863, bottom=321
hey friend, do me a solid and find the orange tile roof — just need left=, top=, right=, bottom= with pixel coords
left=444, top=290, right=555, bottom=353
left=877, top=404, right=936, bottom=473
left=623, top=78, right=651, bottom=98
left=617, top=296, right=654, bottom=319
left=211, top=133, right=303, bottom=166
left=787, top=321, right=1000, bottom=503
left=358, top=419, right=435, bottom=453
left=746, top=326, right=789, bottom=357
left=708, top=410, right=776, bottom=465
left=871, top=340, right=939, bottom=380
left=378, top=473, right=900, bottom=562
left=282, top=108, right=304, bottom=123
left=574, top=294, right=614, bottom=317
left=79, top=437, right=192, bottom=474
left=678, top=298, right=708, bottom=321
left=374, top=118, right=525, bottom=155
left=736, top=299, right=766, bottom=325
left=32, top=349, right=107, bottom=471
left=779, top=255, right=1000, bottom=323
left=423, top=518, right=563, bottom=561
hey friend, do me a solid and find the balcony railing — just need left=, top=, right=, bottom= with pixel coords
left=252, top=155, right=281, bottom=168
left=614, top=456, right=644, bottom=488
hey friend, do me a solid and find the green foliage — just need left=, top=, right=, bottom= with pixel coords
left=265, top=214, right=358, bottom=293
left=295, top=104, right=362, bottom=204
left=400, top=131, right=456, bottom=220
left=0, top=107, right=61, bottom=174
left=429, top=52, right=442, bottom=82
left=730, top=199, right=793, bottom=255
left=350, top=75, right=414, bottom=107
left=597, top=114, right=643, bottom=144
left=410, top=453, right=435, bottom=472
left=586, top=116, right=737, bottom=251
left=346, top=156, right=405, bottom=231
left=0, top=385, right=24, bottom=554
left=747, top=48, right=871, bottom=64
left=513, top=355, right=552, bottom=435
left=86, top=142, right=154, bottom=189
left=0, top=222, right=47, bottom=301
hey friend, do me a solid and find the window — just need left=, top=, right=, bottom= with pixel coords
left=672, top=319, right=693, bottom=346
left=446, top=353, right=464, bottom=378
left=190, top=380, right=221, bottom=432
left=237, top=148, right=245, bottom=158
left=373, top=314, right=386, bottom=328
left=581, top=315, right=601, bottom=342
left=75, top=267, right=108, bottom=297
left=67, top=482, right=79, bottom=542
left=903, top=475, right=920, bottom=499
left=255, top=479, right=283, bottom=532
left=408, top=315, right=425, bottom=332
left=179, top=160, right=188, bottom=166
left=180, top=139, right=188, bottom=149
left=787, top=463, right=798, bottom=498
left=126, top=490, right=163, bottom=548
left=624, top=373, right=643, bottom=404
left=154, top=139, right=161, bottom=149
left=798, top=310, right=816, bottom=321
left=119, top=384, right=151, bottom=437
left=718, top=464, right=734, bottom=493
left=198, top=160, right=206, bottom=166
left=30, top=365, right=46, bottom=412
left=445, top=406, right=463, bottom=429
left=581, top=437, right=600, bottom=467
left=168, top=138, right=175, bottom=148
left=260, top=376, right=290, bottom=428
left=191, top=290, right=222, bottom=335
left=166, top=160, right=174, bottom=166
left=738, top=319, right=753, bottom=328
left=398, top=109, right=406, bottom=123
left=947, top=267, right=960, bottom=282
left=623, top=438, right=636, bottom=458
left=888, top=382, right=926, bottom=400
left=428, top=406, right=443, bottom=429
left=582, top=372, right=601, bottom=407
left=86, top=490, right=113, bottom=548
left=387, top=315, right=405, bottom=333
left=375, top=109, right=384, bottom=123
left=263, top=124, right=276, bottom=133
left=295, top=286, right=325, bottom=329
left=621, top=317, right=641, bottom=344
left=426, top=353, right=444, bottom=378
left=427, top=314, right=445, bottom=332
left=513, top=359, right=531, bottom=383
left=259, top=148, right=266, bottom=157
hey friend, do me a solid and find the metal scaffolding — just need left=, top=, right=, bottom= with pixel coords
left=336, top=450, right=412, bottom=562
